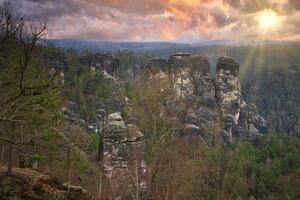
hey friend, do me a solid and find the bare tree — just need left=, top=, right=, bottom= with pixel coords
left=0, top=1, right=62, bottom=175
left=0, top=1, right=23, bottom=45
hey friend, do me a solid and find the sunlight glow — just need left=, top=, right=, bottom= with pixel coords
left=257, top=9, right=279, bottom=30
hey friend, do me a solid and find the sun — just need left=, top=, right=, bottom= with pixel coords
left=257, top=9, right=279, bottom=30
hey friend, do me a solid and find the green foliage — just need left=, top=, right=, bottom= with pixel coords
left=113, top=50, right=154, bottom=80
left=121, top=82, right=136, bottom=101
left=0, top=185, right=22, bottom=200
left=0, top=2, right=63, bottom=174
left=89, top=133, right=99, bottom=151
left=121, top=105, right=130, bottom=119
left=63, top=147, right=90, bottom=186
left=31, top=154, right=44, bottom=162
left=242, top=60, right=300, bottom=135
left=224, top=134, right=300, bottom=199
left=150, top=134, right=300, bottom=199
left=62, top=51, right=117, bottom=123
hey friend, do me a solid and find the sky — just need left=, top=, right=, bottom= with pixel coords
left=5, top=0, right=300, bottom=42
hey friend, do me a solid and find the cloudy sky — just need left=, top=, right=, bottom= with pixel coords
left=6, top=0, right=300, bottom=42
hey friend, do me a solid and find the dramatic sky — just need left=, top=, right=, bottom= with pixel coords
left=6, top=0, right=300, bottom=42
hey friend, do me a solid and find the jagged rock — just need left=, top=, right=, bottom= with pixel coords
left=62, top=101, right=78, bottom=122
left=95, top=109, right=106, bottom=130
left=62, top=183, right=88, bottom=194
left=87, top=123, right=99, bottom=133
left=146, top=58, right=168, bottom=75
left=0, top=167, right=93, bottom=200
left=215, top=57, right=243, bottom=143
left=186, top=107, right=214, bottom=128
left=169, top=53, right=192, bottom=72
left=102, top=112, right=145, bottom=185
left=127, top=124, right=143, bottom=141
left=96, top=115, right=105, bottom=125
left=62, top=109, right=75, bottom=119
left=96, top=108, right=106, bottom=118
left=107, top=112, right=123, bottom=122
left=216, top=58, right=241, bottom=117
left=132, top=64, right=142, bottom=78
left=188, top=55, right=211, bottom=75
left=63, top=101, right=78, bottom=112
left=101, top=113, right=146, bottom=199
left=216, top=56, right=239, bottom=76
left=105, top=97, right=121, bottom=113
left=102, top=112, right=128, bottom=169
left=183, top=124, right=199, bottom=135
left=79, top=119, right=87, bottom=127
left=236, top=104, right=267, bottom=142
left=147, top=54, right=267, bottom=144
left=80, top=54, right=120, bottom=77
left=255, top=116, right=268, bottom=134
left=95, top=101, right=105, bottom=110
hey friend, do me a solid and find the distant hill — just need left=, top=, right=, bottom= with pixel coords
left=48, top=39, right=191, bottom=51
left=48, top=39, right=300, bottom=52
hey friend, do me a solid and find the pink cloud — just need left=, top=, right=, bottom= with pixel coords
left=8, top=0, right=300, bottom=41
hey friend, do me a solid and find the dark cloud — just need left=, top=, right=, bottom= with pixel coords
left=1, top=0, right=298, bottom=41
left=286, top=0, right=300, bottom=12
left=210, top=6, right=236, bottom=27
left=223, top=0, right=239, bottom=7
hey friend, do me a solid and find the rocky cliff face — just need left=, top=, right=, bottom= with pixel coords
left=56, top=53, right=268, bottom=199
left=102, top=112, right=144, bottom=169
left=215, top=57, right=242, bottom=143
left=146, top=54, right=267, bottom=144
left=100, top=112, right=146, bottom=199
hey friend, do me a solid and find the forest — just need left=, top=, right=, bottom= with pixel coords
left=0, top=1, right=300, bottom=200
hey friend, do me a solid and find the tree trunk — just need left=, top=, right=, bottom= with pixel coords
left=98, top=172, right=103, bottom=200
left=146, top=165, right=153, bottom=200
left=19, top=153, right=25, bottom=168
left=0, top=144, right=5, bottom=167
left=7, top=142, right=14, bottom=176
left=97, top=161, right=103, bottom=200
left=135, top=159, right=140, bottom=200
left=7, top=123, right=15, bottom=176
left=49, top=147, right=53, bottom=171
left=98, top=133, right=104, bottom=162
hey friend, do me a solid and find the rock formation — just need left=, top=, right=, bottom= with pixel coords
left=79, top=54, right=120, bottom=77
left=215, top=57, right=243, bottom=143
left=57, top=52, right=268, bottom=198
left=101, top=112, right=146, bottom=198
left=0, top=167, right=93, bottom=200
left=146, top=54, right=267, bottom=144
left=102, top=112, right=144, bottom=168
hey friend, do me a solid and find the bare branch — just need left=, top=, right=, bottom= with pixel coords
left=0, top=136, right=15, bottom=144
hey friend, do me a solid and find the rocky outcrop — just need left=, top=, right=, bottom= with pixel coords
left=79, top=54, right=120, bottom=77
left=146, top=54, right=267, bottom=144
left=215, top=57, right=268, bottom=142
left=236, top=104, right=267, bottom=142
left=146, top=58, right=168, bottom=75
left=101, top=112, right=146, bottom=199
left=102, top=112, right=144, bottom=170
left=0, top=167, right=93, bottom=200
left=216, top=57, right=243, bottom=143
